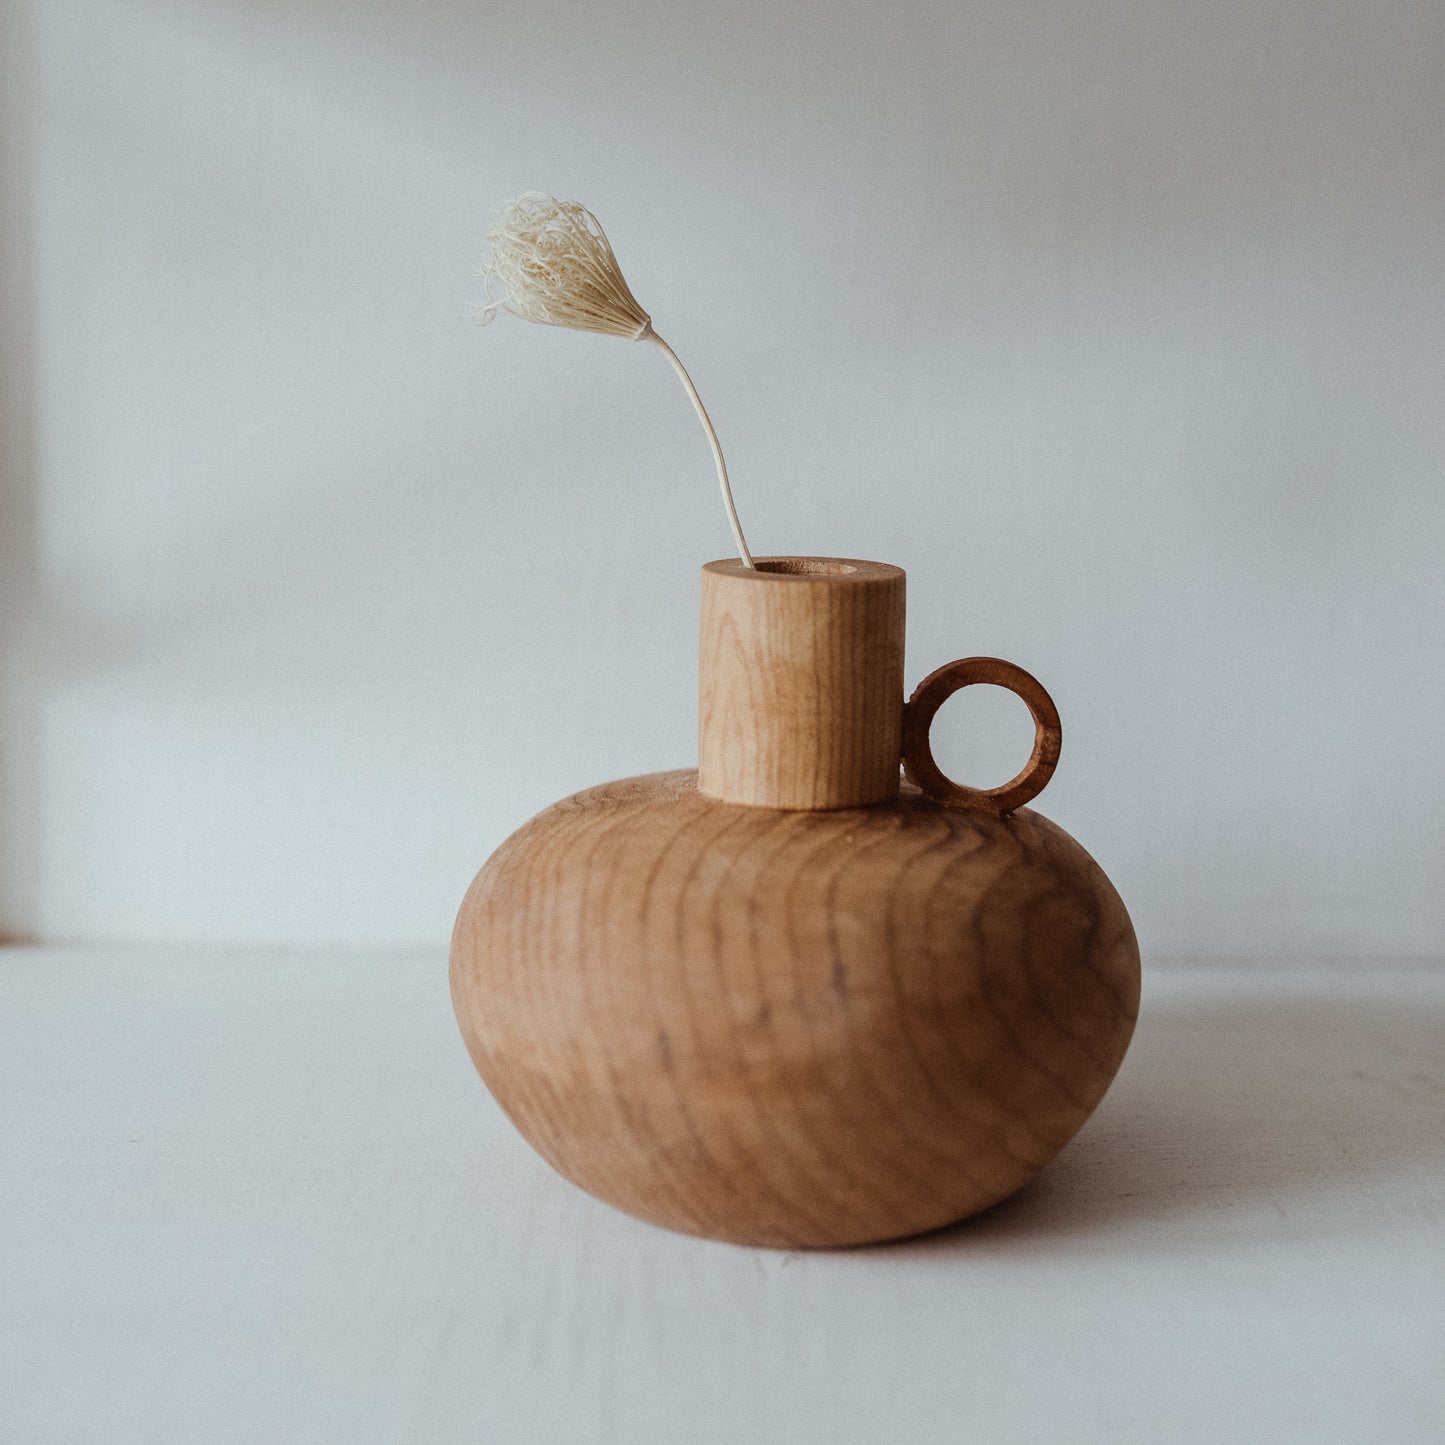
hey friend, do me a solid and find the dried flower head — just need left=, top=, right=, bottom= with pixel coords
left=476, top=192, right=753, bottom=566
left=477, top=193, right=652, bottom=340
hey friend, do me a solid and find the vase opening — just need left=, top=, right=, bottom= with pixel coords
left=753, top=558, right=858, bottom=576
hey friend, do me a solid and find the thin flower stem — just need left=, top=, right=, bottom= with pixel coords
left=648, top=333, right=754, bottom=568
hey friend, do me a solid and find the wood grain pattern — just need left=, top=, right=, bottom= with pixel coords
left=698, top=557, right=905, bottom=810
left=450, top=770, right=1140, bottom=1248
left=454, top=556, right=1138, bottom=1246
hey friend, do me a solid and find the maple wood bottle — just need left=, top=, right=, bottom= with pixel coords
left=451, top=558, right=1139, bottom=1248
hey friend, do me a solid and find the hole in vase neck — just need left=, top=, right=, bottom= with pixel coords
left=754, top=559, right=859, bottom=576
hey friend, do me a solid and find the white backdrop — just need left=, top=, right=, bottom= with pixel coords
left=1, top=0, right=1441, bottom=956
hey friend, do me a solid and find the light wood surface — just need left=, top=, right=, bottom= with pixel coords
left=451, top=770, right=1139, bottom=1247
left=5, top=946, right=1444, bottom=1445
left=454, top=556, right=1134, bottom=1246
left=698, top=557, right=906, bottom=810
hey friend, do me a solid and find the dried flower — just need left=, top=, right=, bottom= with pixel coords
left=477, top=193, right=753, bottom=567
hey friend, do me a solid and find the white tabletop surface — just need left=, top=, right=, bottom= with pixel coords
left=2, top=945, right=1442, bottom=1444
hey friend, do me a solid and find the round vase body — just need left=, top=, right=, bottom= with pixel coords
left=451, top=768, right=1139, bottom=1248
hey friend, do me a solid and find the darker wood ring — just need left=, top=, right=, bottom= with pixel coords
left=901, top=657, right=1062, bottom=814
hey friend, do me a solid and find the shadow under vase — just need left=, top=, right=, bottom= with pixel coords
left=886, top=967, right=1445, bottom=1255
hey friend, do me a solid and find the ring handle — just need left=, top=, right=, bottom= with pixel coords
left=901, top=657, right=1062, bottom=814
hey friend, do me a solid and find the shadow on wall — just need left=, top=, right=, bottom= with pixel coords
left=889, top=976, right=1445, bottom=1254
left=0, top=2, right=39, bottom=941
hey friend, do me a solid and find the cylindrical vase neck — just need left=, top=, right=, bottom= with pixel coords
left=698, top=557, right=906, bottom=810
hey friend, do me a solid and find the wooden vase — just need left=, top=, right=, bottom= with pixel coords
left=450, top=558, right=1139, bottom=1248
